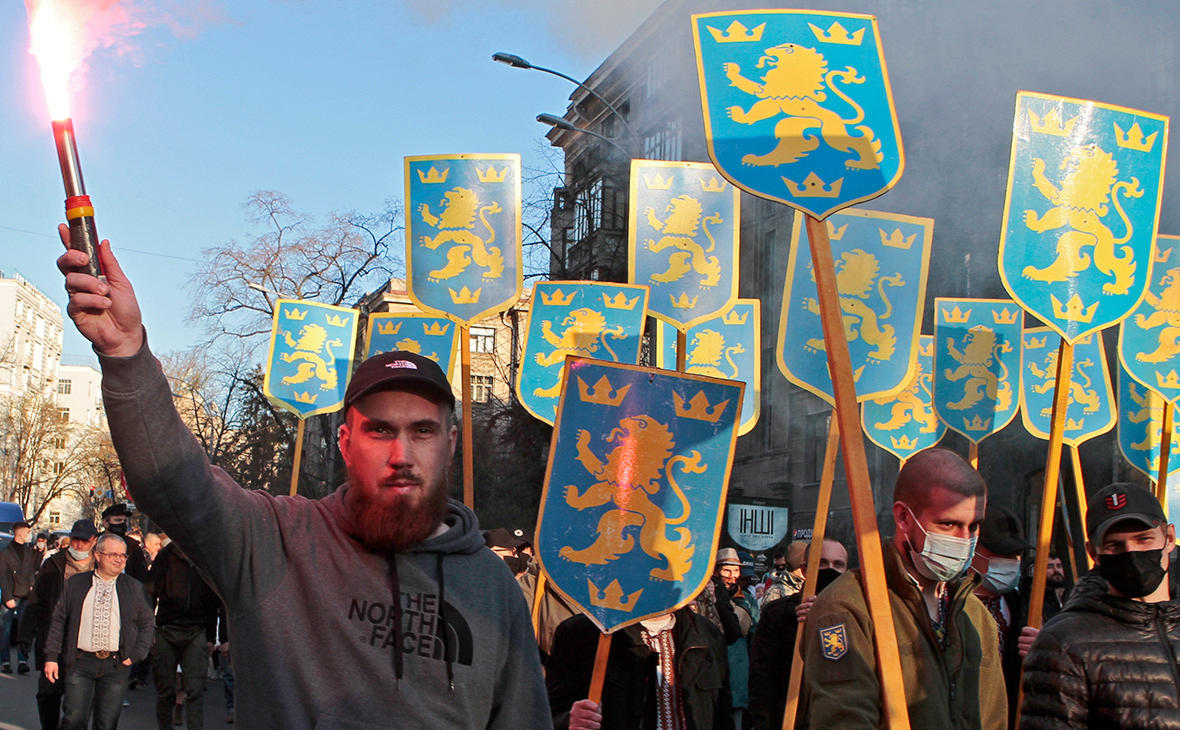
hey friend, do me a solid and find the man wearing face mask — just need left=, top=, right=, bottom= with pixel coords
left=1021, top=482, right=1180, bottom=729
left=799, top=448, right=1006, bottom=730
left=969, top=505, right=1031, bottom=729
left=100, top=504, right=149, bottom=583
left=748, top=538, right=848, bottom=730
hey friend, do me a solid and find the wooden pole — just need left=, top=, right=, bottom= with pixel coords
left=288, top=419, right=306, bottom=497
left=531, top=572, right=547, bottom=640
left=587, top=632, right=613, bottom=705
left=968, top=441, right=979, bottom=469
left=1057, top=475, right=1080, bottom=583
left=804, top=215, right=910, bottom=730
left=1068, top=446, right=1092, bottom=570
left=1158, top=406, right=1174, bottom=505
left=782, top=415, right=841, bottom=730
left=676, top=329, right=687, bottom=372
left=1017, top=339, right=1074, bottom=721
left=460, top=324, right=474, bottom=509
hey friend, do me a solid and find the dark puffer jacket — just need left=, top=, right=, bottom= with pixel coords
left=1021, top=572, right=1180, bottom=729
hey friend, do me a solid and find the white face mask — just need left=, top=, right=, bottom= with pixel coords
left=67, top=546, right=90, bottom=561
left=904, top=505, right=977, bottom=583
left=980, top=556, right=1022, bottom=595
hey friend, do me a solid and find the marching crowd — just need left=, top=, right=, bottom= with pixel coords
left=1, top=226, right=1177, bottom=729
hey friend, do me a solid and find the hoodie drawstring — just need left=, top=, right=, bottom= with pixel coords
left=436, top=552, right=454, bottom=691
left=387, top=552, right=404, bottom=688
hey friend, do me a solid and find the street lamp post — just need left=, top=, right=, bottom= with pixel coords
left=535, top=113, right=633, bottom=158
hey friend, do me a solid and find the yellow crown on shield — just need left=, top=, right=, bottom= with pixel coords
left=941, top=306, right=972, bottom=324
left=674, top=390, right=729, bottom=422
left=1114, top=122, right=1158, bottom=153
left=782, top=172, right=843, bottom=198
left=809, top=21, right=864, bottom=45
left=826, top=221, right=848, bottom=240
left=1029, top=108, right=1077, bottom=137
left=417, top=166, right=449, bottom=184
left=587, top=579, right=643, bottom=612
left=377, top=321, right=402, bottom=336
left=1051, top=293, right=1098, bottom=323
left=540, top=288, right=576, bottom=306
left=1156, top=246, right=1174, bottom=263
left=293, top=392, right=318, bottom=405
left=891, top=434, right=917, bottom=451
left=1065, top=417, right=1086, bottom=430
left=1026, top=336, right=1048, bottom=349
left=644, top=173, right=674, bottom=190
left=325, top=314, right=348, bottom=328
left=423, top=322, right=450, bottom=336
left=992, top=308, right=1019, bottom=325
left=722, top=308, right=748, bottom=325
left=449, top=286, right=482, bottom=304
left=670, top=293, right=699, bottom=309
left=476, top=165, right=508, bottom=183
left=1158, top=370, right=1180, bottom=389
left=698, top=176, right=727, bottom=193
left=879, top=228, right=915, bottom=250
left=577, top=375, right=630, bottom=406
left=706, top=20, right=765, bottom=43
left=920, top=339, right=934, bottom=357
left=964, top=415, right=992, bottom=432
left=284, top=308, right=308, bottom=321
left=603, top=292, right=640, bottom=310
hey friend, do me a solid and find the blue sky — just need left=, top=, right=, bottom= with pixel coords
left=0, top=0, right=659, bottom=360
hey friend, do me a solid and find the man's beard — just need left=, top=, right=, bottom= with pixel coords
left=1046, top=573, right=1066, bottom=588
left=348, top=466, right=453, bottom=551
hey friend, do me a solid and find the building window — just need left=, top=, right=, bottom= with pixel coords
left=643, top=119, right=682, bottom=161
left=58, top=408, right=69, bottom=423
left=470, top=327, right=496, bottom=354
left=51, top=461, right=64, bottom=475
left=472, top=375, right=494, bottom=403
left=50, top=436, right=66, bottom=449
left=601, top=186, right=627, bottom=230
left=57, top=379, right=72, bottom=395
left=573, top=178, right=602, bottom=242
left=646, top=44, right=675, bottom=99
left=49, top=510, right=61, bottom=526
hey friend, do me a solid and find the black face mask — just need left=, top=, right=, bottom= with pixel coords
left=501, top=555, right=527, bottom=575
left=1097, top=549, right=1168, bottom=598
left=815, top=568, right=843, bottom=593
left=107, top=522, right=128, bottom=536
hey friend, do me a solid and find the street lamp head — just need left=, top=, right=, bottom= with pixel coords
left=536, top=113, right=577, bottom=133
left=492, top=52, right=532, bottom=69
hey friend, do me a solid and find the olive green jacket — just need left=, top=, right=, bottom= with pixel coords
left=799, top=541, right=1006, bottom=730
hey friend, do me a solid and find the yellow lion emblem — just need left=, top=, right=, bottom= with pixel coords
left=280, top=323, right=342, bottom=391
left=1021, top=146, right=1144, bottom=295
left=559, top=417, right=704, bottom=582
left=1126, top=382, right=1173, bottom=470
left=871, top=361, right=939, bottom=433
left=942, top=326, right=1013, bottom=412
left=1028, top=352, right=1101, bottom=416
left=532, top=309, right=626, bottom=398
left=1134, top=266, right=1180, bottom=363
left=685, top=330, right=744, bottom=380
left=644, top=195, right=723, bottom=288
left=417, top=186, right=504, bottom=282
left=804, top=249, right=902, bottom=362
left=722, top=44, right=883, bottom=170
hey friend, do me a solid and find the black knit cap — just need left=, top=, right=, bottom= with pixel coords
left=1087, top=482, right=1167, bottom=545
left=344, top=350, right=455, bottom=410
left=979, top=504, right=1032, bottom=555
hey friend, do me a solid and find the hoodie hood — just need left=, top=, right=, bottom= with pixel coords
left=1062, top=571, right=1180, bottom=627
left=328, top=484, right=484, bottom=556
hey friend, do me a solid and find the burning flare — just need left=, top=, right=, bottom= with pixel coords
left=26, top=0, right=88, bottom=120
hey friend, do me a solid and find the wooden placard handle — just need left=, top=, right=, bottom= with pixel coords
left=587, top=631, right=613, bottom=705
left=460, top=324, right=474, bottom=509
left=289, top=418, right=306, bottom=497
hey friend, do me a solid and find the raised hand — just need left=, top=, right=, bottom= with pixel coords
left=56, top=224, right=144, bottom=357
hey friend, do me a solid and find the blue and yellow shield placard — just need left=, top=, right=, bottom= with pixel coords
left=535, top=359, right=743, bottom=634
left=692, top=10, right=904, bottom=220
left=778, top=208, right=931, bottom=405
left=933, top=299, right=1023, bottom=445
left=1118, top=362, right=1180, bottom=484
left=365, top=312, right=458, bottom=380
left=629, top=160, right=739, bottom=330
left=862, top=335, right=945, bottom=461
left=1020, top=327, right=1115, bottom=447
left=263, top=300, right=359, bottom=419
left=656, top=299, right=761, bottom=436
left=405, top=154, right=523, bottom=325
left=516, top=282, right=649, bottom=426
left=998, top=92, right=1168, bottom=344
left=1119, top=235, right=1180, bottom=404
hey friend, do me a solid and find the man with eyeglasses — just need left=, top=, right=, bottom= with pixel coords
left=42, top=533, right=155, bottom=730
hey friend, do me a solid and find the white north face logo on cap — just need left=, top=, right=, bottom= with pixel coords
left=385, top=361, right=418, bottom=370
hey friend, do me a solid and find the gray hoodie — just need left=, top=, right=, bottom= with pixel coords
left=100, top=341, right=550, bottom=729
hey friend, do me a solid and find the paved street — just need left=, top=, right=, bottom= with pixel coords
left=0, top=667, right=235, bottom=730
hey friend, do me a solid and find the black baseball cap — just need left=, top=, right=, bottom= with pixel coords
left=69, top=520, right=98, bottom=540
left=102, top=503, right=132, bottom=519
left=979, top=504, right=1032, bottom=555
left=484, top=528, right=528, bottom=551
left=343, top=351, right=455, bottom=410
left=1087, top=482, right=1167, bottom=545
